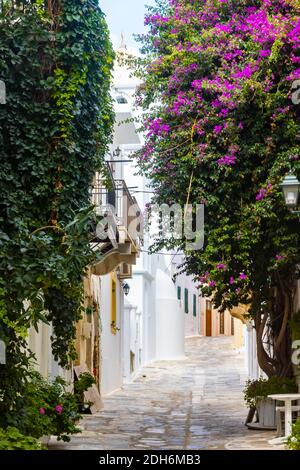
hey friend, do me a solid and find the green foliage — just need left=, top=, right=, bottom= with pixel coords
left=4, top=372, right=80, bottom=442
left=74, top=371, right=96, bottom=406
left=0, top=427, right=42, bottom=450
left=286, top=419, right=300, bottom=450
left=243, top=376, right=297, bottom=408
left=0, top=0, right=114, bottom=423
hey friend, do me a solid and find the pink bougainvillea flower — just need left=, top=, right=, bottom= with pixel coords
left=199, top=271, right=210, bottom=283
left=256, top=183, right=273, bottom=201
left=216, top=263, right=227, bottom=270
left=259, top=49, right=271, bottom=58
left=229, top=276, right=235, bottom=285
left=213, top=125, right=223, bottom=134
left=55, top=405, right=63, bottom=414
left=209, top=280, right=217, bottom=288
left=39, top=407, right=45, bottom=415
left=217, top=154, right=236, bottom=166
left=256, top=188, right=267, bottom=200
left=239, top=273, right=247, bottom=281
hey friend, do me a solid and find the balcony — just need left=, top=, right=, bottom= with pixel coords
left=90, top=165, right=142, bottom=277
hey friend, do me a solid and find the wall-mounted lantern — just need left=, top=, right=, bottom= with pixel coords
left=122, top=282, right=130, bottom=296
left=280, top=173, right=300, bottom=211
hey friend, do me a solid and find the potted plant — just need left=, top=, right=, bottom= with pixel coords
left=244, top=376, right=297, bottom=429
left=74, top=372, right=96, bottom=414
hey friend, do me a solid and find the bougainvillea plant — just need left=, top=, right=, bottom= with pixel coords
left=136, top=0, right=300, bottom=377
left=0, top=0, right=113, bottom=421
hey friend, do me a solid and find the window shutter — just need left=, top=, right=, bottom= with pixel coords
left=177, top=286, right=181, bottom=300
left=184, top=288, right=189, bottom=314
left=193, top=294, right=197, bottom=317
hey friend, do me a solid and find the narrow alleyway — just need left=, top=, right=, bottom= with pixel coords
left=50, top=337, right=281, bottom=450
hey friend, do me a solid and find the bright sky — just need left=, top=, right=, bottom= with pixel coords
left=99, top=0, right=157, bottom=50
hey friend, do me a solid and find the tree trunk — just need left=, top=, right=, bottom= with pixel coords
left=254, top=276, right=295, bottom=378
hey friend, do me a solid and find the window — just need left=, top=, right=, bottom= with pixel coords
left=193, top=294, right=197, bottom=317
left=110, top=272, right=117, bottom=334
left=220, top=312, right=225, bottom=334
left=177, top=286, right=181, bottom=300
left=116, top=95, right=128, bottom=104
left=184, top=288, right=189, bottom=314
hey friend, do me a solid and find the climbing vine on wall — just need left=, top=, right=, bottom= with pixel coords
left=0, top=0, right=114, bottom=417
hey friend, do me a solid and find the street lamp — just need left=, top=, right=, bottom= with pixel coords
left=0, top=339, right=6, bottom=378
left=122, top=282, right=130, bottom=296
left=106, top=146, right=133, bottom=163
left=113, top=147, right=121, bottom=158
left=280, top=173, right=300, bottom=211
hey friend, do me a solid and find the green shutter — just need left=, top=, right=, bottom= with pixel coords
left=184, top=288, right=189, bottom=314
left=177, top=286, right=181, bottom=300
left=193, top=294, right=197, bottom=317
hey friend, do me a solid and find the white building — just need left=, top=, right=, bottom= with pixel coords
left=170, top=254, right=202, bottom=338
left=98, top=39, right=185, bottom=392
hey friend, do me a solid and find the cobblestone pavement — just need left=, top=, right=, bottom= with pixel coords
left=50, top=337, right=284, bottom=450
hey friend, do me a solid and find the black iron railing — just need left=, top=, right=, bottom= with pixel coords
left=91, top=163, right=116, bottom=212
left=91, top=170, right=143, bottom=247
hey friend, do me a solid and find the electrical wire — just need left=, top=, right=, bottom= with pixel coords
left=140, top=248, right=182, bottom=256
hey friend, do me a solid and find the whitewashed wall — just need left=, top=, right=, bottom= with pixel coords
left=171, top=257, right=201, bottom=338
left=99, top=274, right=123, bottom=395
left=28, top=323, right=72, bottom=384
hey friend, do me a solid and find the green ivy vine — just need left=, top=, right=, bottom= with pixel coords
left=0, top=0, right=114, bottom=420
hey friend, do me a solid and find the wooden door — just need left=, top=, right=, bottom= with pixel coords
left=220, top=312, right=225, bottom=335
left=231, top=316, right=235, bottom=336
left=206, top=300, right=212, bottom=336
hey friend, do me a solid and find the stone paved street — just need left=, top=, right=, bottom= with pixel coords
left=50, top=337, right=283, bottom=450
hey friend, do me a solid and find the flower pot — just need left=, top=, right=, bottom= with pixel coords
left=78, top=403, right=92, bottom=414
left=256, top=397, right=277, bottom=428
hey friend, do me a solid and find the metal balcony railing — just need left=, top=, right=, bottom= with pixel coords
left=90, top=166, right=143, bottom=248
left=91, top=167, right=116, bottom=214
left=114, top=179, right=136, bottom=225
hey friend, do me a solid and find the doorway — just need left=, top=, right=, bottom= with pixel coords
left=219, top=312, right=225, bottom=335
left=205, top=300, right=212, bottom=336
